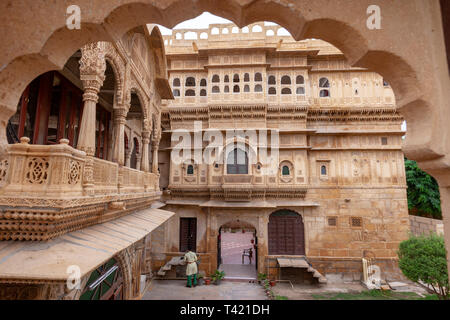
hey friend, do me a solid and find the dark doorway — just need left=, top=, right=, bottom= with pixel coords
left=268, top=210, right=305, bottom=255
left=179, top=218, right=197, bottom=252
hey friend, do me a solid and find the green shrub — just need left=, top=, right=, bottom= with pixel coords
left=405, top=158, right=441, bottom=219
left=398, top=233, right=449, bottom=299
left=257, top=273, right=267, bottom=281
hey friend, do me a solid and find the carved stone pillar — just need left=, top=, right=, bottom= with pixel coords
left=151, top=139, right=160, bottom=174
left=78, top=43, right=106, bottom=195
left=112, top=108, right=127, bottom=166
left=135, top=153, right=142, bottom=171
left=141, top=131, right=150, bottom=172
left=125, top=149, right=132, bottom=168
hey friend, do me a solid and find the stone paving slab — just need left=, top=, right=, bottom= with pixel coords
left=142, top=280, right=268, bottom=300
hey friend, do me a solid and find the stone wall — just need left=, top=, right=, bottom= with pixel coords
left=409, top=215, right=444, bottom=236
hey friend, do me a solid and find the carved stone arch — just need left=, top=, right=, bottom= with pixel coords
left=114, top=249, right=133, bottom=300
left=102, top=42, right=125, bottom=106
left=127, top=79, right=149, bottom=119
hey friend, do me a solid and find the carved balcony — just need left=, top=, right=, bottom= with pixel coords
left=0, top=138, right=161, bottom=241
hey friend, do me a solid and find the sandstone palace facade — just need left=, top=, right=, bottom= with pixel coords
left=155, top=23, right=409, bottom=282
left=0, top=25, right=175, bottom=300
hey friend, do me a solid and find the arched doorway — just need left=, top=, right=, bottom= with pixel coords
left=268, top=210, right=305, bottom=256
left=79, top=257, right=124, bottom=300
left=218, top=220, right=257, bottom=280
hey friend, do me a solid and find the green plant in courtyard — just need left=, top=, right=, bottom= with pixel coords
left=211, top=270, right=225, bottom=283
left=257, top=273, right=267, bottom=281
left=404, top=158, right=441, bottom=219
left=398, top=233, right=449, bottom=300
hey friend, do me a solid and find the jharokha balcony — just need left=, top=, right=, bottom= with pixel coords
left=0, top=137, right=160, bottom=241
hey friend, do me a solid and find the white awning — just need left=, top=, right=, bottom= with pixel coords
left=0, top=208, right=175, bottom=283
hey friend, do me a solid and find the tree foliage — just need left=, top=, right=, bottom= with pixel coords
left=398, top=234, right=449, bottom=299
left=404, top=158, right=441, bottom=219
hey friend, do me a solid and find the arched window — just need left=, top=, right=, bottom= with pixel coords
left=233, top=74, right=240, bottom=82
left=254, top=73, right=262, bottom=82
left=296, top=75, right=304, bottom=85
left=173, top=89, right=180, bottom=97
left=268, top=75, right=276, bottom=85
left=185, top=77, right=196, bottom=87
left=321, top=165, right=327, bottom=175
left=268, top=87, right=276, bottom=95
left=173, top=78, right=180, bottom=87
left=319, top=77, right=330, bottom=97
left=212, top=86, right=220, bottom=93
left=185, top=89, right=195, bottom=96
left=233, top=85, right=240, bottom=93
left=244, top=73, right=250, bottom=82
left=224, top=85, right=230, bottom=93
left=200, top=78, right=207, bottom=86
left=244, top=85, right=250, bottom=92
left=200, top=89, right=207, bottom=96
left=383, top=80, right=389, bottom=87
left=319, top=77, right=330, bottom=88
left=252, top=25, right=262, bottom=32
left=187, top=164, right=194, bottom=175
left=281, top=75, right=291, bottom=85
left=320, top=89, right=330, bottom=97
left=212, top=74, right=220, bottom=83
left=211, top=27, right=219, bottom=35
left=254, top=84, right=263, bottom=92
left=282, top=165, right=290, bottom=176
left=224, top=75, right=229, bottom=83
left=281, top=87, right=291, bottom=95
left=227, top=148, right=248, bottom=174
left=296, top=87, right=305, bottom=95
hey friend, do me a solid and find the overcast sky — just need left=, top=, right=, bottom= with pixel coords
left=157, top=12, right=278, bottom=35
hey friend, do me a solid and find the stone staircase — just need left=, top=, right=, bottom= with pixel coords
left=277, top=257, right=327, bottom=284
left=157, top=256, right=185, bottom=277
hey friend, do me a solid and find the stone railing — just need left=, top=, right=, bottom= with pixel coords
left=93, top=157, right=119, bottom=194
left=0, top=137, right=85, bottom=197
left=0, top=138, right=162, bottom=241
left=222, top=174, right=253, bottom=184
left=120, top=166, right=159, bottom=193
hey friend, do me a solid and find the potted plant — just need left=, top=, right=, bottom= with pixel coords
left=211, top=270, right=225, bottom=285
left=204, top=278, right=211, bottom=285
left=257, top=273, right=267, bottom=284
left=197, top=274, right=204, bottom=285
left=269, top=280, right=276, bottom=287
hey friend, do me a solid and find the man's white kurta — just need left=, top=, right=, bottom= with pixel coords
left=184, top=251, right=198, bottom=276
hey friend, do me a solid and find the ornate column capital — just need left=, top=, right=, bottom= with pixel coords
left=113, top=107, right=128, bottom=124
left=79, top=43, right=106, bottom=100
left=142, top=131, right=151, bottom=144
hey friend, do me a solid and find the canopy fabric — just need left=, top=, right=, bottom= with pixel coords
left=0, top=208, right=175, bottom=282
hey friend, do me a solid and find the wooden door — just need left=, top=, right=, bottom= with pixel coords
left=268, top=210, right=305, bottom=255
left=180, top=218, right=197, bottom=252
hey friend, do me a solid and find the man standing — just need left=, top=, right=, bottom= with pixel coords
left=184, top=249, right=198, bottom=288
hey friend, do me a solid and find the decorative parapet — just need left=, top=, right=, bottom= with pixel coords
left=0, top=138, right=161, bottom=241
left=1, top=138, right=85, bottom=197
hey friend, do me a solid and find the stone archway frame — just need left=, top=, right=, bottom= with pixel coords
left=102, top=41, right=126, bottom=107
left=0, top=0, right=449, bottom=275
left=219, top=136, right=258, bottom=174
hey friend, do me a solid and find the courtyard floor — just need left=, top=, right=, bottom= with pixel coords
left=142, top=279, right=268, bottom=300
left=142, top=279, right=434, bottom=300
